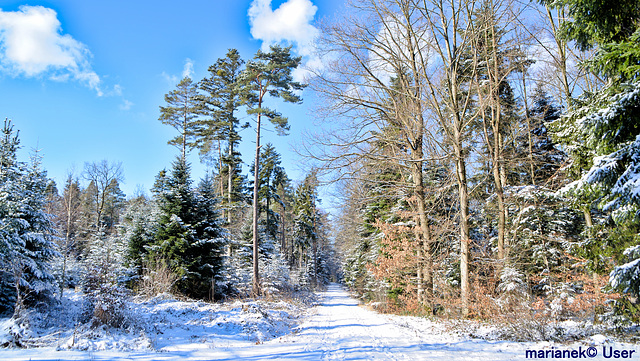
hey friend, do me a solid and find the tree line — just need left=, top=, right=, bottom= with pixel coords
left=0, top=46, right=337, bottom=323
left=309, top=0, right=640, bottom=326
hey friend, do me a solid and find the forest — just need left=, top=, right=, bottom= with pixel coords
left=308, top=0, right=640, bottom=332
left=0, top=43, right=338, bottom=329
left=1, top=0, right=640, bottom=348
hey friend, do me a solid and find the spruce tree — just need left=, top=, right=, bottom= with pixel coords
left=546, top=0, right=640, bottom=317
left=151, top=158, right=196, bottom=294
left=191, top=174, right=226, bottom=299
left=254, top=143, right=287, bottom=242
left=292, top=172, right=320, bottom=286
left=122, top=193, right=158, bottom=277
left=0, top=119, right=57, bottom=314
left=150, top=158, right=225, bottom=299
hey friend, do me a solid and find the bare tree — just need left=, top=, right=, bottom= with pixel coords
left=57, top=172, right=82, bottom=297
left=412, top=0, right=481, bottom=315
left=469, top=0, right=531, bottom=263
left=305, top=0, right=485, bottom=313
left=82, top=160, right=124, bottom=235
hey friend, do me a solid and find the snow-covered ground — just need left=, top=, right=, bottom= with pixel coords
left=1, top=284, right=637, bottom=360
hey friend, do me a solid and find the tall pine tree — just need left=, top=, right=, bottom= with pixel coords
left=239, top=45, right=305, bottom=296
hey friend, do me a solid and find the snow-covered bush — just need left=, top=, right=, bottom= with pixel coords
left=261, top=242, right=292, bottom=296
left=138, top=258, right=179, bottom=297
left=497, top=266, right=530, bottom=309
left=82, top=235, right=131, bottom=328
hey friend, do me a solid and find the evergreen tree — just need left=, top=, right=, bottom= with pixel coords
left=151, top=158, right=196, bottom=293
left=546, top=0, right=640, bottom=318
left=150, top=158, right=225, bottom=299
left=159, top=77, right=200, bottom=161
left=122, top=193, right=158, bottom=278
left=522, top=85, right=565, bottom=186
left=0, top=119, right=58, bottom=314
left=239, top=45, right=305, bottom=296
left=253, top=143, right=287, bottom=242
left=292, top=172, right=321, bottom=287
left=198, top=49, right=248, bottom=221
left=191, top=174, right=226, bottom=299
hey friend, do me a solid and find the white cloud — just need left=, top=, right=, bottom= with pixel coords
left=248, top=0, right=323, bottom=83
left=182, top=58, right=194, bottom=79
left=162, top=58, right=195, bottom=86
left=0, top=5, right=102, bottom=95
left=112, top=84, right=123, bottom=96
left=120, top=99, right=133, bottom=111
left=292, top=53, right=326, bottom=83
left=248, top=0, right=319, bottom=56
left=161, top=71, right=178, bottom=86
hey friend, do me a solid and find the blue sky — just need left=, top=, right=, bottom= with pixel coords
left=0, top=0, right=342, bottom=199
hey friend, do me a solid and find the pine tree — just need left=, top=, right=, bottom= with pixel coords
left=239, top=45, right=305, bottom=296
left=159, top=77, right=201, bottom=161
left=198, top=49, right=248, bottom=222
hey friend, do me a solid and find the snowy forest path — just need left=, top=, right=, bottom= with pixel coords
left=1, top=283, right=527, bottom=360
left=229, top=283, right=523, bottom=360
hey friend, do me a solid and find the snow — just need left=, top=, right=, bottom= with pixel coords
left=1, top=284, right=638, bottom=360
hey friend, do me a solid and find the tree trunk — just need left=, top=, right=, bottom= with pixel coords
left=493, top=152, right=507, bottom=262
left=228, top=140, right=234, bottom=224
left=521, top=71, right=536, bottom=186
left=412, top=159, right=433, bottom=303
left=453, top=136, right=471, bottom=316
left=252, top=102, right=263, bottom=297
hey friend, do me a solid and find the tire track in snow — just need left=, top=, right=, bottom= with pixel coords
left=260, top=283, right=524, bottom=361
left=291, top=283, right=407, bottom=360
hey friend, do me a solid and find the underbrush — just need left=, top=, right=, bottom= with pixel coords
left=0, top=287, right=317, bottom=351
left=357, top=271, right=639, bottom=343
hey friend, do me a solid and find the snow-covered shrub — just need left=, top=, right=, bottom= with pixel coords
left=138, top=258, right=178, bottom=297
left=82, top=235, right=131, bottom=328
left=497, top=266, right=530, bottom=309
left=85, top=268, right=129, bottom=328
left=261, top=243, right=292, bottom=296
